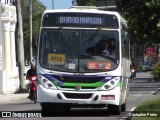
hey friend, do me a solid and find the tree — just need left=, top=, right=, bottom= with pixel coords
left=16, top=0, right=25, bottom=89
left=116, top=0, right=160, bottom=44
left=77, top=0, right=96, bottom=6
left=77, top=0, right=160, bottom=45
left=21, top=0, right=46, bottom=63
left=13, top=0, right=45, bottom=90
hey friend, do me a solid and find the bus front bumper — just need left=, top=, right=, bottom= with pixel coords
left=37, top=85, right=121, bottom=105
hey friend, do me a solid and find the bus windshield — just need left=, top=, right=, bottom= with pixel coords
left=39, top=29, right=119, bottom=73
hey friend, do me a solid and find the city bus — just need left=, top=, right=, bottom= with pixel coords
left=37, top=6, right=130, bottom=115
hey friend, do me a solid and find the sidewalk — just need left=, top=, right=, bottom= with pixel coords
left=0, top=93, right=28, bottom=104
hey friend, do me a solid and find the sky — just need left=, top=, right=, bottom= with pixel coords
left=39, top=0, right=73, bottom=9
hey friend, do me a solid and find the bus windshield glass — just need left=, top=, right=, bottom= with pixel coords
left=39, top=29, right=119, bottom=73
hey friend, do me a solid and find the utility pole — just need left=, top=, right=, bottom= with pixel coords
left=30, top=0, right=33, bottom=63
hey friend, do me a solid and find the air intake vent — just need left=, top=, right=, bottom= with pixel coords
left=63, top=93, right=93, bottom=99
left=96, top=0, right=117, bottom=11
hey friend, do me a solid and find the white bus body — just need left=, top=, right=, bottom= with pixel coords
left=37, top=7, right=130, bottom=115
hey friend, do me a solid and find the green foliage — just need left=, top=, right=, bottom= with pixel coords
left=131, top=98, right=160, bottom=120
left=76, top=0, right=160, bottom=45
left=151, top=61, right=160, bottom=82
left=76, top=0, right=96, bottom=6
left=135, top=98, right=160, bottom=111
left=116, top=0, right=160, bottom=44
left=21, top=0, right=46, bottom=61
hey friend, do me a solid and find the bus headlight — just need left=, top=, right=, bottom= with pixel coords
left=38, top=75, right=57, bottom=90
left=99, top=77, right=120, bottom=91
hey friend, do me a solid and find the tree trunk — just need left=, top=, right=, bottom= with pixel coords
left=16, top=0, right=26, bottom=90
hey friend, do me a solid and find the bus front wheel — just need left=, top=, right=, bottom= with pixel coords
left=41, top=103, right=54, bottom=117
left=108, top=104, right=121, bottom=115
left=121, top=102, right=126, bottom=112
left=41, top=103, right=71, bottom=116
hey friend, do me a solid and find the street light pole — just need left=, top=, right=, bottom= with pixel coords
left=30, top=0, right=33, bottom=63
left=52, top=0, right=54, bottom=9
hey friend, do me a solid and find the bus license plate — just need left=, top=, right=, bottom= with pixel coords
left=101, top=95, right=115, bottom=100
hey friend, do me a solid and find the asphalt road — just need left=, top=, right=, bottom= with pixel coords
left=0, top=71, right=160, bottom=120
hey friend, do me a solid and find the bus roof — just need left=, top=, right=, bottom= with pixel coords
left=44, top=7, right=120, bottom=16
left=42, top=6, right=127, bottom=28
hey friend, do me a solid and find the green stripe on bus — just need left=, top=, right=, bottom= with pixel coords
left=116, top=82, right=121, bottom=87
left=60, top=82, right=104, bottom=87
left=37, top=80, right=41, bottom=85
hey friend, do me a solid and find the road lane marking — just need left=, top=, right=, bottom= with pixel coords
left=120, top=107, right=136, bottom=120
left=131, top=107, right=136, bottom=111
left=133, top=94, right=143, bottom=96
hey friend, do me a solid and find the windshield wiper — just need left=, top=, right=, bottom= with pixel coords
left=81, top=28, right=101, bottom=53
left=86, top=28, right=101, bottom=43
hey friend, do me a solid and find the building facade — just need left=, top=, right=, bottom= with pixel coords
left=0, top=0, right=19, bottom=94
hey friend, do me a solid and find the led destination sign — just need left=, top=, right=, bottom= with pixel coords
left=42, top=12, right=119, bottom=28
left=59, top=16, right=102, bottom=25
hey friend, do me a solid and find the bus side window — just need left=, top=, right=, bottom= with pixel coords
left=121, top=24, right=129, bottom=59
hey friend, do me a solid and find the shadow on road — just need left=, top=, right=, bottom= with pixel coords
left=45, top=109, right=110, bottom=117
left=40, top=109, right=129, bottom=117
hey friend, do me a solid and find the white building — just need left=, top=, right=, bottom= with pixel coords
left=0, top=0, right=19, bottom=94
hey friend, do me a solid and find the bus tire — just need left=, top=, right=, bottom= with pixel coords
left=41, top=103, right=71, bottom=117
left=108, top=104, right=121, bottom=115
left=33, top=90, right=37, bottom=104
left=41, top=103, right=57, bottom=117
left=121, top=102, right=126, bottom=112
left=57, top=103, right=71, bottom=112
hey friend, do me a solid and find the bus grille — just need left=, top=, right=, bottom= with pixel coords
left=60, top=86, right=97, bottom=89
left=63, top=93, right=92, bottom=99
